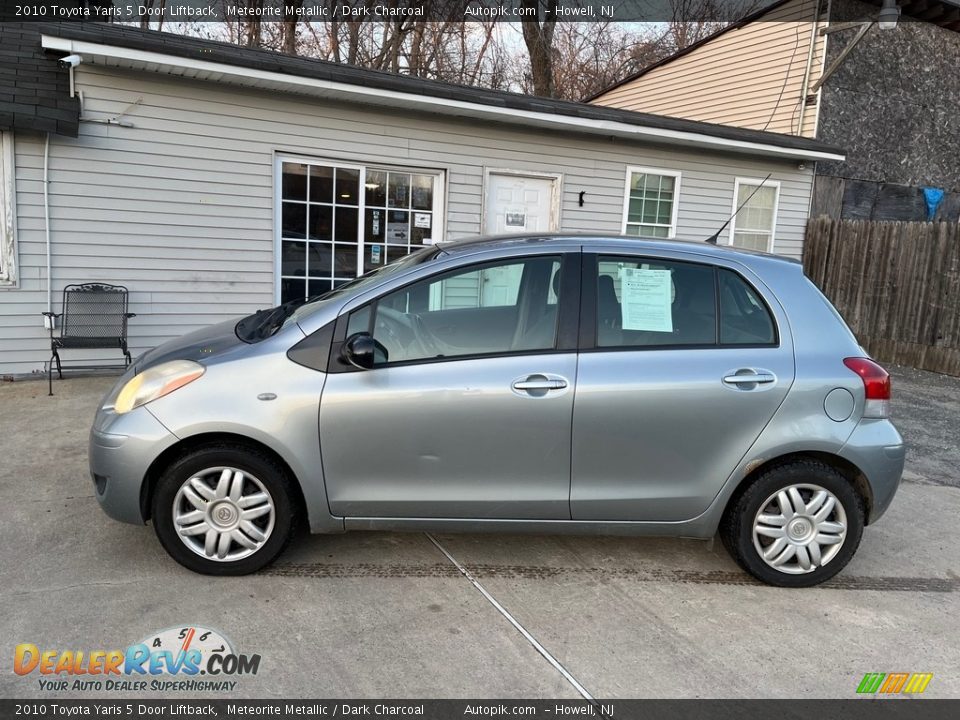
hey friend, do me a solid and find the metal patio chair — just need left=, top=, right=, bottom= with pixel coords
left=42, top=283, right=136, bottom=396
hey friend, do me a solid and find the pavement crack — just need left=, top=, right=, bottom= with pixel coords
left=424, top=533, right=597, bottom=704
left=262, top=562, right=959, bottom=592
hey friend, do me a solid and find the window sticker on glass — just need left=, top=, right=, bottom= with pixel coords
left=370, top=245, right=382, bottom=264
left=505, top=212, right=526, bottom=228
left=620, top=267, right=673, bottom=332
left=414, top=212, right=432, bottom=229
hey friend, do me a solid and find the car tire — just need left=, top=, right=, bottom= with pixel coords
left=152, top=444, right=297, bottom=576
left=720, top=460, right=865, bottom=588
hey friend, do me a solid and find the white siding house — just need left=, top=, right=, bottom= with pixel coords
left=0, top=23, right=844, bottom=376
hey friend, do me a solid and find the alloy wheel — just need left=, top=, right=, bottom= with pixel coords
left=172, top=466, right=276, bottom=562
left=752, top=483, right=847, bottom=575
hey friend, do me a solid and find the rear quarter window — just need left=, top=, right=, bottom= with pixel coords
left=718, top=269, right=777, bottom=345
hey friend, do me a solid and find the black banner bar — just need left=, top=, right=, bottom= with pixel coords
left=2, top=0, right=817, bottom=24
left=1, top=700, right=959, bottom=720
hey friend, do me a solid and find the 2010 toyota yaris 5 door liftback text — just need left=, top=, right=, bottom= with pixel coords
left=89, top=235, right=904, bottom=587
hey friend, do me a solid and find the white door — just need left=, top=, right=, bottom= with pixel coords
left=484, top=173, right=557, bottom=235
left=482, top=173, right=558, bottom=304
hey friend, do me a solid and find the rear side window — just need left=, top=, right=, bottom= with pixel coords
left=593, top=257, right=777, bottom=349
left=595, top=256, right=716, bottom=348
left=719, top=269, right=776, bottom=345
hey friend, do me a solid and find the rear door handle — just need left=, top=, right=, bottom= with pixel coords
left=723, top=370, right=776, bottom=385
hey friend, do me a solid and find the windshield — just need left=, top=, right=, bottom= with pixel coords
left=235, top=245, right=446, bottom=343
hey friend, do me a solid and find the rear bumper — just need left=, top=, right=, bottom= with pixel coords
left=839, top=418, right=905, bottom=524
left=89, top=406, right=178, bottom=525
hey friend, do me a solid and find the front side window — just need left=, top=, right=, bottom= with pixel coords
left=622, top=167, right=680, bottom=238
left=0, top=131, right=16, bottom=286
left=279, top=159, right=443, bottom=304
left=351, top=255, right=562, bottom=365
left=729, top=180, right=780, bottom=252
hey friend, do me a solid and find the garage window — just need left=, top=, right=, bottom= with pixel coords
left=729, top=179, right=780, bottom=253
left=622, top=167, right=681, bottom=239
left=0, top=131, right=16, bottom=286
left=277, top=158, right=444, bottom=304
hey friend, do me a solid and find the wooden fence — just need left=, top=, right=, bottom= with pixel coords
left=803, top=218, right=960, bottom=377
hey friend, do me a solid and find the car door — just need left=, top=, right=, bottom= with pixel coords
left=319, top=251, right=580, bottom=519
left=570, top=252, right=795, bottom=522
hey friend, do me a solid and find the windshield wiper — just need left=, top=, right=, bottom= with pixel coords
left=236, top=298, right=305, bottom=343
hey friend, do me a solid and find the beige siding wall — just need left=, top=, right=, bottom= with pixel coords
left=0, top=63, right=814, bottom=375
left=592, top=0, right=826, bottom=138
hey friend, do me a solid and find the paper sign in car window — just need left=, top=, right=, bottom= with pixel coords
left=620, top=267, right=673, bottom=332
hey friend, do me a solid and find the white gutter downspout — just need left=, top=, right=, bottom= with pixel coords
left=43, top=133, right=52, bottom=323
left=797, top=0, right=822, bottom=136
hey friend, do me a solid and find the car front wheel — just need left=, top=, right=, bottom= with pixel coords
left=721, top=460, right=865, bottom=588
left=152, top=444, right=297, bottom=575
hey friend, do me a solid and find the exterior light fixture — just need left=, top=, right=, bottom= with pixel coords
left=878, top=0, right=900, bottom=29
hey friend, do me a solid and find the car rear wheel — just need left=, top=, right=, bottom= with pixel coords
left=152, top=444, right=297, bottom=575
left=721, top=460, right=864, bottom=587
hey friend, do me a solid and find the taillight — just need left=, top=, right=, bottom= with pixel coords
left=843, top=357, right=891, bottom=418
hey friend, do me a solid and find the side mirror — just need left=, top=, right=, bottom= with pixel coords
left=342, top=332, right=377, bottom=370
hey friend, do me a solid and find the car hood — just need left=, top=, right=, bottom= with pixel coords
left=134, top=318, right=246, bottom=372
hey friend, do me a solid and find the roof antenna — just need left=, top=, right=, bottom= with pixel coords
left=705, top=173, right=773, bottom=245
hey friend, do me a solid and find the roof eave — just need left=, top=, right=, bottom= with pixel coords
left=41, top=34, right=845, bottom=163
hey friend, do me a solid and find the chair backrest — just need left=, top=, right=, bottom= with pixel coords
left=61, top=283, right=129, bottom=339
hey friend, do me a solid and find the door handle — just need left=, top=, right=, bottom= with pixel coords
left=512, top=374, right=568, bottom=393
left=513, top=379, right=567, bottom=391
left=722, top=371, right=776, bottom=385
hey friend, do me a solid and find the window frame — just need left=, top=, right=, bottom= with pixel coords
left=0, top=131, right=18, bottom=287
left=578, top=253, right=779, bottom=353
left=274, top=154, right=446, bottom=304
left=620, top=166, right=682, bottom=240
left=326, top=251, right=582, bottom=373
left=727, top=177, right=781, bottom=253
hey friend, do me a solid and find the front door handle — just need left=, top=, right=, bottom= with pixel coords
left=512, top=374, right=568, bottom=394
left=513, top=378, right=567, bottom=391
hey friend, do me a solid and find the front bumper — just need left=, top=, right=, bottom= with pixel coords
left=839, top=418, right=905, bottom=524
left=89, top=405, right=178, bottom=525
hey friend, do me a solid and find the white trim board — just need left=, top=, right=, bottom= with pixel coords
left=41, top=35, right=846, bottom=164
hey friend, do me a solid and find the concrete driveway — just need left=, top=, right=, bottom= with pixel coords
left=1, top=367, right=957, bottom=699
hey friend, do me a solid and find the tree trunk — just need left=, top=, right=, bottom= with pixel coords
left=281, top=0, right=303, bottom=55
left=521, top=0, right=556, bottom=97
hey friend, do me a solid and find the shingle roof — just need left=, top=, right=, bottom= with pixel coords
left=0, top=23, right=80, bottom=137
left=39, top=21, right=843, bottom=158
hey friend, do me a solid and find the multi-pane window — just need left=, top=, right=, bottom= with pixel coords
left=363, top=170, right=436, bottom=274
left=729, top=180, right=780, bottom=253
left=279, top=159, right=442, bottom=304
left=623, top=168, right=680, bottom=238
left=280, top=162, right=360, bottom=302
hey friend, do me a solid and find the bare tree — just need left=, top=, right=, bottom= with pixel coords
left=281, top=0, right=304, bottom=55
left=549, top=22, right=665, bottom=101
left=520, top=0, right=556, bottom=97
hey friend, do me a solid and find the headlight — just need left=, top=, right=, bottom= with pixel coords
left=113, top=360, right=205, bottom=414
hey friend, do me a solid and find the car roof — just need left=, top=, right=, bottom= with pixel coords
left=434, top=233, right=802, bottom=267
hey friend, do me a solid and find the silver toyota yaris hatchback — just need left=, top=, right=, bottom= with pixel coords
left=89, top=235, right=903, bottom=587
